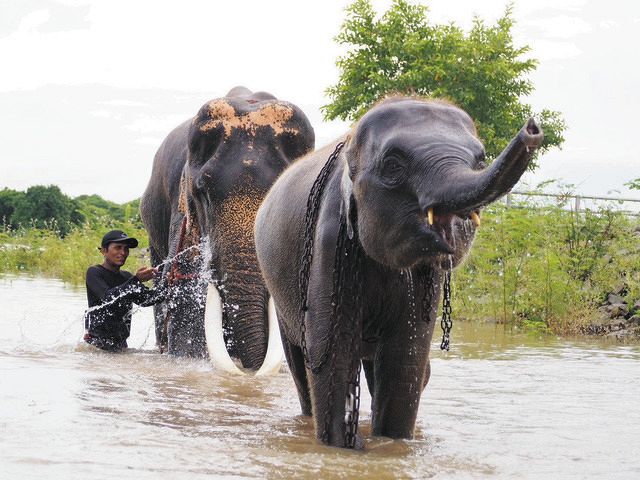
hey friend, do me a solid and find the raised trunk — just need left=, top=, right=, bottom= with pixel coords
left=435, top=118, right=543, bottom=212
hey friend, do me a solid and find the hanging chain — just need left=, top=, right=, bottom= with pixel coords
left=298, top=142, right=345, bottom=372
left=299, top=142, right=345, bottom=313
left=297, top=142, right=363, bottom=447
left=440, top=269, right=453, bottom=351
left=419, top=265, right=436, bottom=324
left=321, top=214, right=363, bottom=446
left=343, top=224, right=363, bottom=449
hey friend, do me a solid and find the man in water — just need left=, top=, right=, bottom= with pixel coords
left=84, top=229, right=166, bottom=351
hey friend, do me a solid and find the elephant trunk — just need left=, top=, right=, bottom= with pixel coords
left=434, top=118, right=543, bottom=213
left=204, top=282, right=283, bottom=376
left=202, top=187, right=283, bottom=373
left=221, top=272, right=269, bottom=369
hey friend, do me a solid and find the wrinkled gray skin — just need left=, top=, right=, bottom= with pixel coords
left=255, top=97, right=543, bottom=447
left=141, top=86, right=314, bottom=366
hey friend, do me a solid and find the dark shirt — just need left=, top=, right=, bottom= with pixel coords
left=84, top=265, right=165, bottom=350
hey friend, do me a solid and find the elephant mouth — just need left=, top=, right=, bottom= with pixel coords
left=422, top=206, right=480, bottom=254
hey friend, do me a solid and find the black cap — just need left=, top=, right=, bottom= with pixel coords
left=101, top=230, right=139, bottom=248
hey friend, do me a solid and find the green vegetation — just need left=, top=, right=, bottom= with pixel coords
left=0, top=222, right=150, bottom=285
left=0, top=185, right=141, bottom=233
left=452, top=196, right=640, bottom=334
left=323, top=0, right=566, bottom=167
left=0, top=187, right=148, bottom=284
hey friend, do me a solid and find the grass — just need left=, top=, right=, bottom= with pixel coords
left=0, top=221, right=150, bottom=285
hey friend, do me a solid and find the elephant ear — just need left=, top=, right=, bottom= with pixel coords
left=339, top=144, right=356, bottom=240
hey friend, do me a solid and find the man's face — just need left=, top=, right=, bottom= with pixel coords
left=101, top=242, right=130, bottom=268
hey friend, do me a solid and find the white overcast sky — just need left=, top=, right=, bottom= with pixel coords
left=0, top=0, right=638, bottom=203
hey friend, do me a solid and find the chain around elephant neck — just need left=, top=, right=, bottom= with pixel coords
left=440, top=269, right=453, bottom=351
left=297, top=141, right=363, bottom=447
left=298, top=141, right=345, bottom=372
left=299, top=141, right=345, bottom=313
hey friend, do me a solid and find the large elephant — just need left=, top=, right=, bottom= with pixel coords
left=140, top=86, right=314, bottom=372
left=255, top=97, right=543, bottom=447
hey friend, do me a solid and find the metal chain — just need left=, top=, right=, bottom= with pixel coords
left=296, top=142, right=364, bottom=447
left=298, top=142, right=345, bottom=372
left=321, top=212, right=364, bottom=447
left=343, top=223, right=363, bottom=449
left=299, top=142, right=345, bottom=313
left=321, top=215, right=354, bottom=443
left=440, top=269, right=453, bottom=351
left=419, top=265, right=436, bottom=324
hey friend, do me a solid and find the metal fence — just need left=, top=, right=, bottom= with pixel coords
left=505, top=190, right=640, bottom=216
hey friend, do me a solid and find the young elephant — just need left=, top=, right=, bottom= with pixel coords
left=141, top=86, right=314, bottom=373
left=255, top=97, right=543, bottom=447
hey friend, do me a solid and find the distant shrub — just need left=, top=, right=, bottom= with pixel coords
left=453, top=198, right=640, bottom=334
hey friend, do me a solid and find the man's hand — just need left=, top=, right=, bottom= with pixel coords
left=135, top=266, right=158, bottom=282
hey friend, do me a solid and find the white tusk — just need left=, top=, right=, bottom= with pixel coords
left=470, top=211, right=481, bottom=227
left=204, top=283, right=246, bottom=375
left=428, top=208, right=434, bottom=225
left=255, top=297, right=284, bottom=376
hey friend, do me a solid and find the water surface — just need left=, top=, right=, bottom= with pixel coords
left=1, top=275, right=638, bottom=479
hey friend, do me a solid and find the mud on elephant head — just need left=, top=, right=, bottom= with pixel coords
left=141, top=86, right=314, bottom=372
left=255, top=96, right=543, bottom=447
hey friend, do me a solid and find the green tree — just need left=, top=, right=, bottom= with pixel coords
left=323, top=0, right=566, bottom=167
left=12, top=185, right=84, bottom=235
left=74, top=194, right=143, bottom=226
left=0, top=188, right=25, bottom=227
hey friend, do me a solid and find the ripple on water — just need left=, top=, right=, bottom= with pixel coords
left=1, top=275, right=640, bottom=479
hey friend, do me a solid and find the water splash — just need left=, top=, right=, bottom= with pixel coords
left=84, top=243, right=204, bottom=316
left=403, top=268, right=418, bottom=358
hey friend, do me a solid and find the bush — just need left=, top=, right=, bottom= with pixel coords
left=0, top=221, right=150, bottom=285
left=452, top=197, right=640, bottom=334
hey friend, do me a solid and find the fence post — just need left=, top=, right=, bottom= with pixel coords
left=575, top=196, right=581, bottom=213
left=506, top=194, right=512, bottom=208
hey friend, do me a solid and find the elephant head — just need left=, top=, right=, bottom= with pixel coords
left=340, top=97, right=543, bottom=270
left=181, top=87, right=314, bottom=371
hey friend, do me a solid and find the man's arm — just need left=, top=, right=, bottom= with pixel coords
left=130, top=267, right=167, bottom=307
left=86, top=267, right=142, bottom=304
left=135, top=282, right=167, bottom=307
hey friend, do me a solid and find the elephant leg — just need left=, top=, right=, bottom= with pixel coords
left=281, top=335, right=312, bottom=416
left=371, top=318, right=434, bottom=439
left=164, top=212, right=207, bottom=357
left=154, top=302, right=168, bottom=352
left=166, top=276, right=207, bottom=357
left=362, top=359, right=375, bottom=396
left=307, top=328, right=361, bottom=448
left=149, top=244, right=168, bottom=350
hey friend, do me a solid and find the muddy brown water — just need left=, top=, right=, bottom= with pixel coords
left=1, top=275, right=639, bottom=479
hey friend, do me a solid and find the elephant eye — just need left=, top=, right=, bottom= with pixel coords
left=381, top=154, right=406, bottom=185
